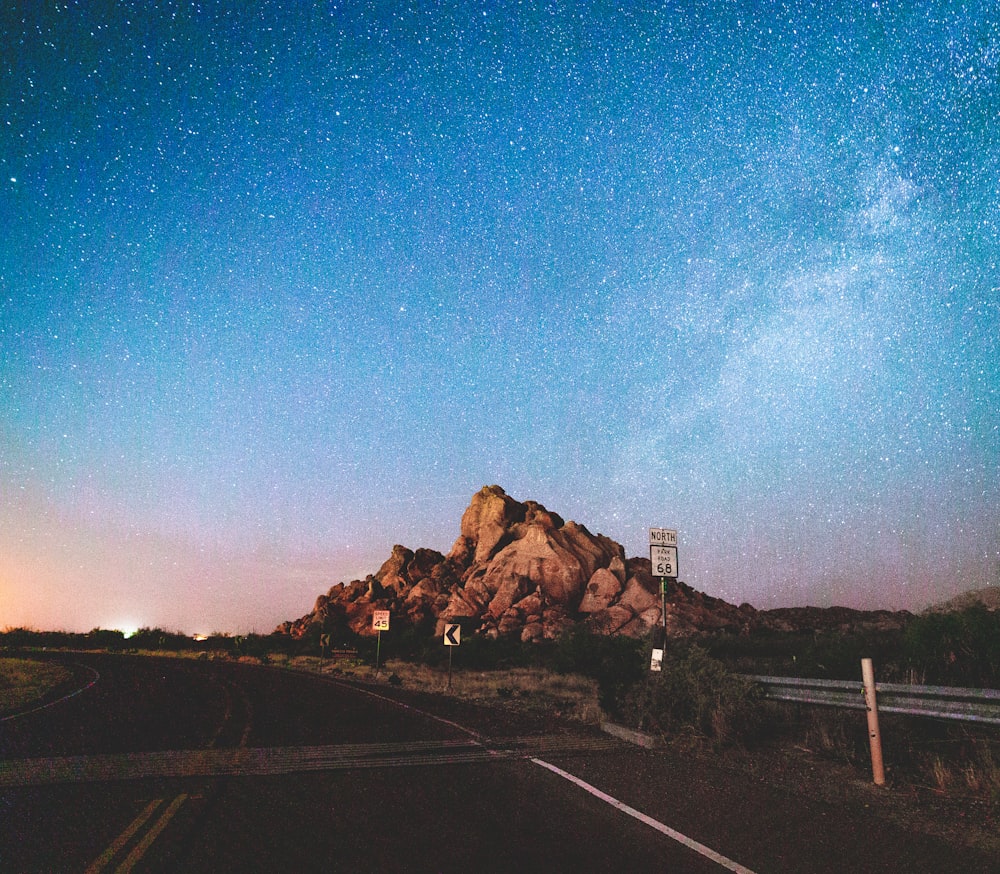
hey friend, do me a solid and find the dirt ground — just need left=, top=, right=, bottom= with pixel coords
left=343, top=672, right=1000, bottom=861
left=705, top=738, right=1000, bottom=859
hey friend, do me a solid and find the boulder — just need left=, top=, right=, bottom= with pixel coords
left=497, top=609, right=524, bottom=636
left=608, top=554, right=627, bottom=585
left=512, top=591, right=544, bottom=616
left=521, top=621, right=544, bottom=643
left=579, top=568, right=623, bottom=613
left=618, top=577, right=660, bottom=615
left=375, top=545, right=414, bottom=595
left=618, top=605, right=665, bottom=638
left=448, top=485, right=525, bottom=567
left=584, top=606, right=634, bottom=635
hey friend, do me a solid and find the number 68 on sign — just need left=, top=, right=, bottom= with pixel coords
left=650, top=544, right=678, bottom=579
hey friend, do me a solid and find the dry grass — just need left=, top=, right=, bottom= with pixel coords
left=930, top=756, right=954, bottom=793
left=922, top=742, right=1000, bottom=800
left=0, top=658, right=71, bottom=713
left=802, top=708, right=859, bottom=762
left=774, top=702, right=1000, bottom=806
left=300, top=657, right=603, bottom=724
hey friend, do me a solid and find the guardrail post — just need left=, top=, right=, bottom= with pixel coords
left=861, top=658, right=885, bottom=786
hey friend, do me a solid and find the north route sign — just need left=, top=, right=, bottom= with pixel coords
left=372, top=610, right=390, bottom=632
left=650, top=544, right=678, bottom=579
left=649, top=528, right=677, bottom=547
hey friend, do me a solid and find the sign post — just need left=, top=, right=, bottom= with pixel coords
left=372, top=610, right=390, bottom=676
left=649, top=528, right=678, bottom=662
left=443, top=623, right=461, bottom=690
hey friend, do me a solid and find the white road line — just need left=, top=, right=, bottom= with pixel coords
left=0, top=664, right=100, bottom=722
left=317, top=675, right=488, bottom=743
left=531, top=758, right=758, bottom=874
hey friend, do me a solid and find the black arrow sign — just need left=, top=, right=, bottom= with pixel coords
left=443, top=624, right=461, bottom=646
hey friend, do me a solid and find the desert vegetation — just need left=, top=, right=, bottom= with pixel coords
left=4, top=606, right=999, bottom=805
left=0, top=657, right=71, bottom=712
left=701, top=605, right=1000, bottom=688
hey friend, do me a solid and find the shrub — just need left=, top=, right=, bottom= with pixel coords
left=622, top=645, right=763, bottom=746
left=550, top=627, right=645, bottom=715
left=447, top=632, right=534, bottom=671
left=705, top=627, right=909, bottom=681
left=129, top=627, right=192, bottom=652
left=904, top=606, right=1000, bottom=687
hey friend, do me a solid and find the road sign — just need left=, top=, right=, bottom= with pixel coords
left=443, top=623, right=461, bottom=646
left=372, top=610, right=390, bottom=632
left=650, top=544, right=678, bottom=578
left=649, top=527, right=677, bottom=546
left=650, top=648, right=664, bottom=672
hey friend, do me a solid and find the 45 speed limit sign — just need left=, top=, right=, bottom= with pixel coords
left=650, top=544, right=678, bottom=579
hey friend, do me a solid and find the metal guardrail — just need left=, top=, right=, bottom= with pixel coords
left=748, top=675, right=1000, bottom=726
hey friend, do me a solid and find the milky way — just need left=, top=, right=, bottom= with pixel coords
left=2, top=1, right=998, bottom=633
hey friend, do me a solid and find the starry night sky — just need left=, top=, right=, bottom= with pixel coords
left=2, top=1, right=998, bottom=634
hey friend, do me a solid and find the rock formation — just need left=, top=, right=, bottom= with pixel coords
left=276, top=485, right=911, bottom=642
left=924, top=586, right=1000, bottom=614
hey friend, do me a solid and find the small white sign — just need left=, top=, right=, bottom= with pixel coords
left=372, top=610, right=390, bottom=632
left=649, top=528, right=677, bottom=547
left=650, top=544, right=678, bottom=578
left=650, top=648, right=663, bottom=672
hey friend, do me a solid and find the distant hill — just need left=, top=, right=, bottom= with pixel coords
left=924, top=586, right=1000, bottom=614
left=277, top=485, right=912, bottom=641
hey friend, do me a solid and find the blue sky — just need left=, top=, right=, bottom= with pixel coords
left=2, top=0, right=998, bottom=634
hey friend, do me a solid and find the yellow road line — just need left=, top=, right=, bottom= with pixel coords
left=114, top=793, right=187, bottom=873
left=84, top=799, right=163, bottom=874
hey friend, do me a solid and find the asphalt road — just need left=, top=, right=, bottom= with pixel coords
left=0, top=653, right=995, bottom=873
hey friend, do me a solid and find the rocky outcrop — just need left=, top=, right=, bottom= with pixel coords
left=280, top=485, right=677, bottom=641
left=276, top=485, right=908, bottom=643
left=924, top=586, right=1000, bottom=614
left=754, top=605, right=912, bottom=634
left=438, top=485, right=651, bottom=641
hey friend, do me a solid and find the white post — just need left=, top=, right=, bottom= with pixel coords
left=861, top=658, right=885, bottom=786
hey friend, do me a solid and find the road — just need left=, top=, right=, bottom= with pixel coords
left=0, top=653, right=994, bottom=873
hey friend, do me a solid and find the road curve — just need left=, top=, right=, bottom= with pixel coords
left=1, top=653, right=994, bottom=873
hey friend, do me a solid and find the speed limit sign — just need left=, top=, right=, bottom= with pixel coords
left=650, top=544, right=678, bottom=579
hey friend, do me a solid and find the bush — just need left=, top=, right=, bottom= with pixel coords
left=453, top=632, right=534, bottom=671
left=705, top=627, right=909, bottom=681
left=622, top=645, right=763, bottom=746
left=904, top=606, right=1000, bottom=687
left=550, top=627, right=645, bottom=715
left=129, top=627, right=192, bottom=652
